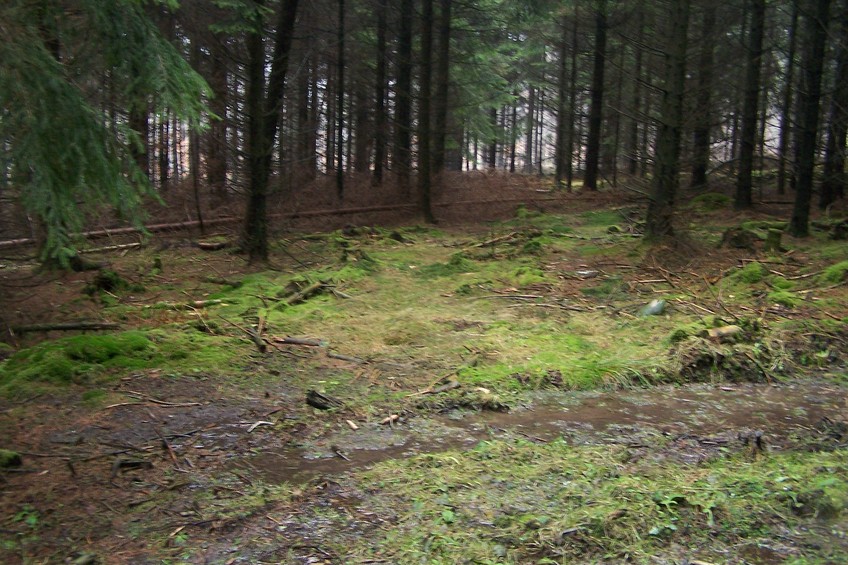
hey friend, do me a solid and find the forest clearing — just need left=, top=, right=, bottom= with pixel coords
left=1, top=184, right=847, bottom=563
left=3, top=0, right=848, bottom=563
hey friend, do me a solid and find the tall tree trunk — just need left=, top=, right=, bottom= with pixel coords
left=691, top=5, right=715, bottom=188
left=554, top=13, right=569, bottom=189
left=627, top=3, right=643, bottom=177
left=395, top=0, right=414, bottom=193
left=524, top=87, right=535, bottom=172
left=433, top=0, right=452, bottom=175
left=488, top=108, right=498, bottom=169
left=777, top=2, right=800, bottom=195
left=735, top=0, right=766, bottom=210
left=584, top=0, right=607, bottom=190
left=336, top=0, right=346, bottom=201
left=790, top=0, right=832, bottom=236
left=419, top=0, right=436, bottom=223
left=645, top=0, right=690, bottom=239
left=158, top=115, right=169, bottom=190
left=242, top=0, right=300, bottom=263
left=821, top=0, right=848, bottom=208
left=567, top=7, right=579, bottom=188
left=129, top=105, right=149, bottom=179
left=372, top=0, right=388, bottom=185
left=206, top=46, right=228, bottom=198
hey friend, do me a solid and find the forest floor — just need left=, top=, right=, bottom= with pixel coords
left=1, top=182, right=847, bottom=564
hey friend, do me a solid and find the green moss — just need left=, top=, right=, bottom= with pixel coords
left=768, top=290, right=801, bottom=308
left=507, top=266, right=547, bottom=286
left=820, top=261, right=848, bottom=284
left=580, top=209, right=623, bottom=226
left=733, top=262, right=768, bottom=284
left=0, top=330, right=238, bottom=394
left=581, top=275, right=624, bottom=298
left=771, top=276, right=795, bottom=290
left=417, top=253, right=476, bottom=279
left=690, top=192, right=731, bottom=210
left=0, top=449, right=22, bottom=468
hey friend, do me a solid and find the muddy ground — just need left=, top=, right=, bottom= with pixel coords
left=1, top=181, right=847, bottom=564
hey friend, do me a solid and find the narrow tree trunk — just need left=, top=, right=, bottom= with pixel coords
left=524, top=87, right=535, bottom=172
left=554, top=14, right=569, bottom=189
left=395, top=0, right=414, bottom=193
left=735, top=0, right=766, bottom=210
left=583, top=0, right=607, bottom=190
left=336, top=0, right=346, bottom=201
left=790, top=0, right=832, bottom=237
left=242, top=0, right=300, bottom=263
left=419, top=0, right=436, bottom=223
left=777, top=2, right=799, bottom=195
left=691, top=5, right=715, bottom=188
left=433, top=0, right=452, bottom=175
left=207, top=44, right=229, bottom=198
left=645, top=0, right=690, bottom=239
left=488, top=108, right=498, bottom=169
left=821, top=0, right=848, bottom=208
left=372, top=0, right=388, bottom=185
left=566, top=8, right=579, bottom=188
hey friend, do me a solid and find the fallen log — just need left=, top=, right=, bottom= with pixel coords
left=12, top=321, right=121, bottom=333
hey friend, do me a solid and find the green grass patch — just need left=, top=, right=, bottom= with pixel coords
left=355, top=439, right=848, bottom=564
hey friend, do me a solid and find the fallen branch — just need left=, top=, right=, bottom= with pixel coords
left=219, top=316, right=267, bottom=353
left=327, top=351, right=365, bottom=363
left=273, top=336, right=325, bottom=347
left=286, top=281, right=327, bottom=305
left=80, top=242, right=143, bottom=254
left=12, top=321, right=121, bottom=334
left=122, top=390, right=203, bottom=407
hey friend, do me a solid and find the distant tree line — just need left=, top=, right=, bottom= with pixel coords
left=1, top=0, right=846, bottom=262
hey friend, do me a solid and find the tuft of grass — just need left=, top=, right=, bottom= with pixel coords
left=820, top=261, right=848, bottom=285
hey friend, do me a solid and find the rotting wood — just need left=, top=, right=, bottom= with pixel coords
left=110, top=459, right=153, bottom=479
left=306, top=390, right=345, bottom=410
left=12, top=321, right=121, bottom=334
left=195, top=241, right=228, bottom=251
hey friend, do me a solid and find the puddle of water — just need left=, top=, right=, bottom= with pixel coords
left=231, top=382, right=847, bottom=484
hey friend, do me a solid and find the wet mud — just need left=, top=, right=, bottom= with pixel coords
left=235, top=380, right=847, bottom=484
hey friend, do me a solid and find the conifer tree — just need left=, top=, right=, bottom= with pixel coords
left=0, top=0, right=209, bottom=265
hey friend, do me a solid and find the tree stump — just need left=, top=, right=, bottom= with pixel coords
left=764, top=228, right=783, bottom=253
